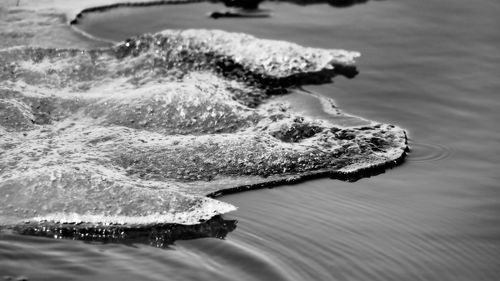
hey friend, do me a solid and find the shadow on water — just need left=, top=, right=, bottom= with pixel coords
left=217, top=0, right=375, bottom=9
left=3, top=216, right=237, bottom=249
left=216, top=57, right=359, bottom=89
left=209, top=0, right=377, bottom=18
left=70, top=0, right=378, bottom=24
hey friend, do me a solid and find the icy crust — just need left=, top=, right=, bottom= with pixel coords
left=0, top=30, right=407, bottom=226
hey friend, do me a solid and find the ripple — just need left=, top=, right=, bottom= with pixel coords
left=223, top=178, right=500, bottom=281
left=407, top=142, right=453, bottom=162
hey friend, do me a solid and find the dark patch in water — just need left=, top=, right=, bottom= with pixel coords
left=7, top=216, right=237, bottom=248
left=69, top=0, right=377, bottom=25
left=216, top=0, right=374, bottom=9
left=209, top=9, right=272, bottom=19
left=276, top=0, right=373, bottom=8
left=221, top=0, right=264, bottom=9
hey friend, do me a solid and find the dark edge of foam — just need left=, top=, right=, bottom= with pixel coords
left=2, top=215, right=237, bottom=248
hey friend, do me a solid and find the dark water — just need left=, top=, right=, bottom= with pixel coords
left=2, top=0, right=500, bottom=280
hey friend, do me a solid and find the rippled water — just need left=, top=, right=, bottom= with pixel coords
left=2, top=0, right=500, bottom=280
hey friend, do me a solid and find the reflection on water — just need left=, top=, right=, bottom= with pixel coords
left=2, top=0, right=500, bottom=280
left=5, top=216, right=237, bottom=249
left=213, top=0, right=374, bottom=9
left=268, top=0, right=373, bottom=7
left=208, top=0, right=374, bottom=18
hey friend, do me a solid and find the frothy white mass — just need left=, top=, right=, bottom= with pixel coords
left=0, top=0, right=407, bottom=226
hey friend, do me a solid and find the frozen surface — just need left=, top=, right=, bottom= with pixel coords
left=0, top=1, right=407, bottom=226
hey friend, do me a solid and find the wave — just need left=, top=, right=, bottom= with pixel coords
left=0, top=26, right=407, bottom=230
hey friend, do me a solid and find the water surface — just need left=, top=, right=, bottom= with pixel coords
left=2, top=0, right=500, bottom=280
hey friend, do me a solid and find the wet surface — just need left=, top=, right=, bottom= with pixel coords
left=8, top=215, right=237, bottom=248
left=0, top=28, right=405, bottom=225
left=1, top=0, right=500, bottom=280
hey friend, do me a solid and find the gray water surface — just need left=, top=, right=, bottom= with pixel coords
left=2, top=0, right=500, bottom=280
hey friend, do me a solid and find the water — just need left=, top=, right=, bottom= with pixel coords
left=2, top=0, right=500, bottom=280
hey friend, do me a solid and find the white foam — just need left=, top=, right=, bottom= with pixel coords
left=30, top=199, right=237, bottom=225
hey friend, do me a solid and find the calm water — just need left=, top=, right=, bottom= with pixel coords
left=2, top=0, right=500, bottom=280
